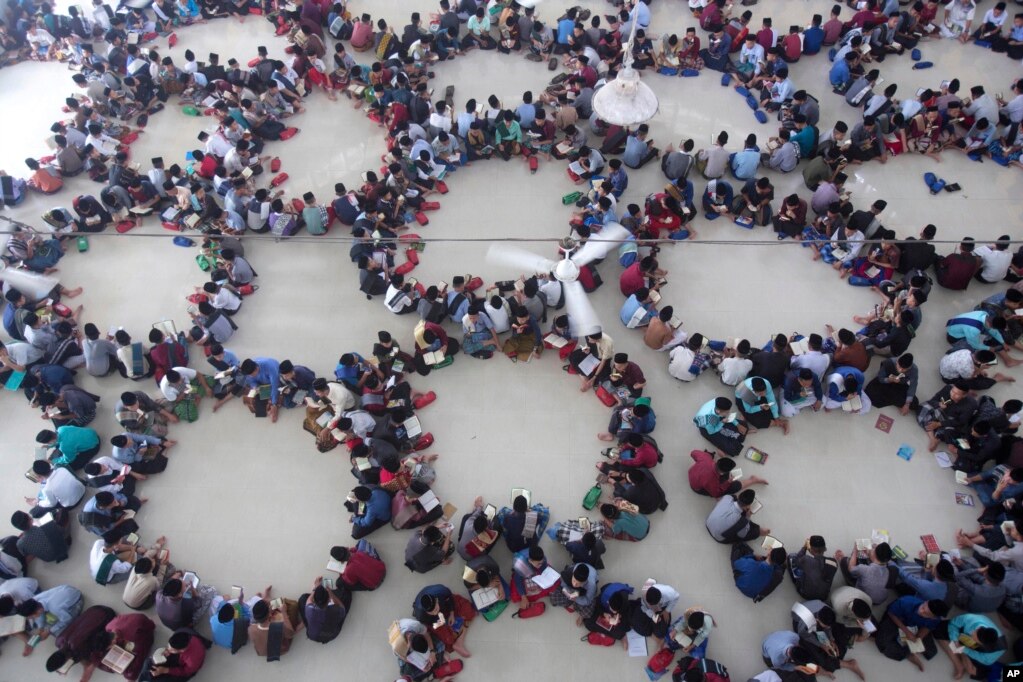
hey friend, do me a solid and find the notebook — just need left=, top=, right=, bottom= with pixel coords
left=626, top=630, right=648, bottom=657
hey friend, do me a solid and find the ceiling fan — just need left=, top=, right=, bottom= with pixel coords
left=486, top=222, right=631, bottom=339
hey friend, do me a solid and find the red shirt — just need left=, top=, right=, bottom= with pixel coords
left=937, top=253, right=980, bottom=291
left=620, top=442, right=658, bottom=468
left=166, top=635, right=206, bottom=677
left=783, top=34, right=801, bottom=61
left=619, top=263, right=645, bottom=296
left=341, top=548, right=386, bottom=590
left=198, top=155, right=217, bottom=179
left=104, top=613, right=155, bottom=679
left=687, top=450, right=732, bottom=497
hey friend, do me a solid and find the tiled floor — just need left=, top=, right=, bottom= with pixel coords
left=1, top=1, right=1022, bottom=680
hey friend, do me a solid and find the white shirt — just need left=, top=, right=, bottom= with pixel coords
left=428, top=112, right=452, bottom=133
left=212, top=288, right=241, bottom=312
left=790, top=350, right=831, bottom=380
left=85, top=132, right=119, bottom=157
left=90, top=539, right=132, bottom=581
left=975, top=245, right=1012, bottom=281
left=484, top=299, right=511, bottom=333
left=717, top=357, right=753, bottom=386
left=0, top=577, right=39, bottom=605
left=38, top=468, right=86, bottom=509
left=92, top=4, right=112, bottom=30
left=739, top=43, right=765, bottom=75
left=668, top=346, right=699, bottom=381
left=159, top=366, right=197, bottom=401
left=205, top=132, right=233, bottom=158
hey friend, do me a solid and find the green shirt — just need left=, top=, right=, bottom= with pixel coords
left=52, top=425, right=99, bottom=467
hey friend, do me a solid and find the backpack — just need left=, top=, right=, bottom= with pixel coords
left=641, top=434, right=665, bottom=463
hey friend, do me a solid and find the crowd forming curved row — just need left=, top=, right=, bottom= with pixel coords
left=1, top=0, right=1023, bottom=681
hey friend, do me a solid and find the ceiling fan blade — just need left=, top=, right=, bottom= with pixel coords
left=571, top=223, right=632, bottom=266
left=485, top=244, right=556, bottom=276
left=564, top=280, right=601, bottom=339
left=0, top=266, right=59, bottom=303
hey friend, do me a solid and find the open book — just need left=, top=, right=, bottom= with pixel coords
left=402, top=415, right=423, bottom=439
left=0, top=614, right=27, bottom=637
left=543, top=333, right=569, bottom=349
left=472, top=586, right=500, bottom=610
left=417, top=489, right=440, bottom=512
left=762, top=535, right=783, bottom=551
left=842, top=394, right=863, bottom=412
left=101, top=645, right=135, bottom=674
left=577, top=353, right=599, bottom=377
left=531, top=565, right=561, bottom=590
left=326, top=558, right=346, bottom=574
left=422, top=350, right=446, bottom=366
left=151, top=320, right=177, bottom=338
left=790, top=337, right=810, bottom=355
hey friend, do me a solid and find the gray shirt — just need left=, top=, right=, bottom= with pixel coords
left=706, top=495, right=752, bottom=542
left=83, top=338, right=117, bottom=376
left=848, top=562, right=891, bottom=604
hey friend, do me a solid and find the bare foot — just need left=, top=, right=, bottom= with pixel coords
left=597, top=432, right=614, bottom=442
left=994, top=373, right=1016, bottom=382
left=138, top=497, right=149, bottom=505
left=62, top=287, right=83, bottom=298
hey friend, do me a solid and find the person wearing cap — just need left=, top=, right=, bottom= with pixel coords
left=823, top=366, right=871, bottom=415
left=785, top=334, right=827, bottom=382
left=37, top=424, right=101, bottom=470
left=706, top=489, right=770, bottom=543
left=688, top=449, right=767, bottom=498
left=460, top=300, right=500, bottom=359
left=876, top=596, right=948, bottom=670
left=413, top=584, right=477, bottom=656
left=789, top=535, right=838, bottom=601
left=699, top=24, right=732, bottom=72
left=139, top=628, right=208, bottom=680
left=939, top=347, right=1015, bottom=390
left=864, top=353, right=920, bottom=415
left=347, top=485, right=391, bottom=539
left=209, top=585, right=271, bottom=652
left=16, top=584, right=84, bottom=651
left=729, top=134, right=761, bottom=181
left=330, top=541, right=386, bottom=591
left=732, top=544, right=787, bottom=602
left=246, top=592, right=301, bottom=661
left=668, top=333, right=718, bottom=383
left=42, top=604, right=116, bottom=675
left=735, top=376, right=789, bottom=433
left=11, top=506, right=69, bottom=563
left=405, top=524, right=454, bottom=574
left=797, top=603, right=869, bottom=680
left=28, top=460, right=86, bottom=520
left=918, top=378, right=979, bottom=452
left=693, top=396, right=749, bottom=457
left=781, top=367, right=823, bottom=416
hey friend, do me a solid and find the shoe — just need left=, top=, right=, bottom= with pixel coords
left=944, top=183, right=962, bottom=192
left=413, top=391, right=436, bottom=409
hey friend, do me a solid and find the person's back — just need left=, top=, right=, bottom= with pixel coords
left=937, top=251, right=980, bottom=290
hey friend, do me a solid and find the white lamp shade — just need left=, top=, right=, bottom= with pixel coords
left=591, top=67, right=659, bottom=127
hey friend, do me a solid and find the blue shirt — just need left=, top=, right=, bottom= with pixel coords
left=629, top=1, right=650, bottom=28
left=333, top=353, right=369, bottom=387
left=353, top=487, right=391, bottom=528
left=897, top=564, right=950, bottom=602
left=827, top=366, right=865, bottom=402
left=112, top=433, right=162, bottom=464
left=762, top=630, right=800, bottom=670
left=734, top=555, right=776, bottom=598
left=829, top=59, right=851, bottom=88
left=246, top=357, right=281, bottom=403
left=31, top=585, right=83, bottom=636
left=623, top=135, right=650, bottom=168
left=887, top=596, right=941, bottom=631
left=515, top=103, right=536, bottom=129
left=619, top=295, right=654, bottom=327
left=802, top=26, right=824, bottom=54
left=608, top=168, right=629, bottom=197
left=556, top=18, right=574, bottom=45
left=731, top=149, right=760, bottom=180
left=694, top=399, right=725, bottom=435
left=209, top=599, right=251, bottom=649
left=946, top=311, right=1005, bottom=351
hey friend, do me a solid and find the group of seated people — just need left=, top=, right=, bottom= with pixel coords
left=4, top=0, right=1023, bottom=680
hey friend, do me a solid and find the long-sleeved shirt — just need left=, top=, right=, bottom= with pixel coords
left=734, top=555, right=784, bottom=600
left=762, top=630, right=800, bottom=670
left=245, top=357, right=281, bottom=403
left=640, top=581, right=679, bottom=619
left=31, top=585, right=83, bottom=636
left=51, top=425, right=99, bottom=467
left=783, top=371, right=823, bottom=404
left=875, top=358, right=919, bottom=405
left=693, top=399, right=727, bottom=434
left=955, top=569, right=1007, bottom=613
left=111, top=432, right=162, bottom=464
left=973, top=539, right=1023, bottom=570
left=898, top=563, right=953, bottom=602
left=564, top=563, right=598, bottom=607
left=166, top=633, right=207, bottom=676
left=946, top=311, right=1005, bottom=350
left=352, top=487, right=391, bottom=529
left=826, top=367, right=866, bottom=403
left=948, top=613, right=1004, bottom=666
left=736, top=378, right=779, bottom=418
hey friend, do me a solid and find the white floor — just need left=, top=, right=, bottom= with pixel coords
left=1, top=1, right=1022, bottom=681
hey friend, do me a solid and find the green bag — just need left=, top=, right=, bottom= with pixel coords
left=76, top=236, right=88, bottom=252
left=432, top=355, right=455, bottom=370
left=182, top=105, right=200, bottom=116
left=195, top=254, right=215, bottom=271
left=582, top=485, right=601, bottom=510
left=562, top=191, right=583, bottom=205
left=482, top=599, right=509, bottom=622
